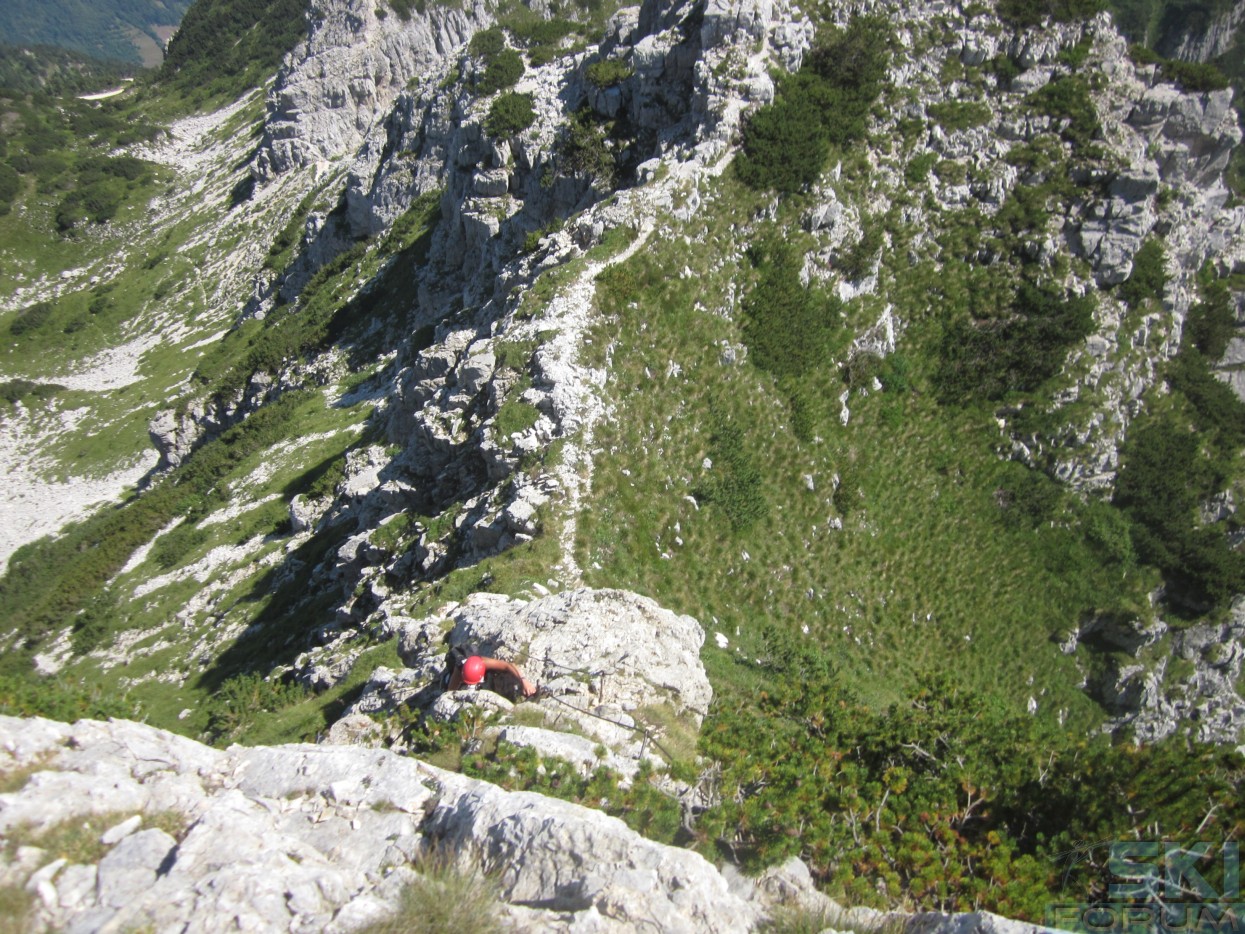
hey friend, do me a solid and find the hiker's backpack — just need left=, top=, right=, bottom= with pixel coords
left=441, top=641, right=482, bottom=690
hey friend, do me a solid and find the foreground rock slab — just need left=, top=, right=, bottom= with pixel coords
left=0, top=716, right=1064, bottom=933
left=0, top=715, right=757, bottom=932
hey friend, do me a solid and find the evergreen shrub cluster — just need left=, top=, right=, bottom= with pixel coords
left=0, top=379, right=63, bottom=406
left=936, top=281, right=1096, bottom=402
left=1114, top=269, right=1245, bottom=611
left=585, top=58, right=632, bottom=88
left=204, top=672, right=309, bottom=744
left=736, top=16, right=892, bottom=193
left=9, top=301, right=55, bottom=336
left=740, top=237, right=847, bottom=437
left=0, top=162, right=19, bottom=216
left=1117, top=238, right=1168, bottom=307
left=926, top=100, right=992, bottom=131
left=558, top=108, right=616, bottom=182
left=475, top=48, right=524, bottom=95
left=1128, top=43, right=1231, bottom=91
left=1027, top=75, right=1101, bottom=146
left=997, top=0, right=1107, bottom=27
left=55, top=154, right=153, bottom=231
left=697, top=423, right=767, bottom=531
left=698, top=628, right=1245, bottom=918
left=485, top=91, right=535, bottom=137
left=161, top=0, right=310, bottom=100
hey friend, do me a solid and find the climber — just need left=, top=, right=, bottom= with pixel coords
left=444, top=648, right=538, bottom=701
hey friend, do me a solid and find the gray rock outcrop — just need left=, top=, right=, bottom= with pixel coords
left=255, top=0, right=491, bottom=178
left=320, top=588, right=712, bottom=777
left=1062, top=597, right=1245, bottom=744
left=1156, top=0, right=1245, bottom=63
left=0, top=715, right=1070, bottom=933
left=420, top=587, right=714, bottom=718
left=0, top=715, right=759, bottom=932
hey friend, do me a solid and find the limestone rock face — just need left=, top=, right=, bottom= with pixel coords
left=1156, top=0, right=1245, bottom=63
left=255, top=0, right=491, bottom=177
left=0, top=715, right=762, bottom=933
left=1091, top=597, right=1245, bottom=744
left=403, top=587, right=713, bottom=720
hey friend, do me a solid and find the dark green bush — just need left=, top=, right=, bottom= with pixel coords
left=1027, top=75, right=1101, bottom=146
left=697, top=423, right=767, bottom=531
left=1127, top=43, right=1162, bottom=66
left=0, top=378, right=63, bottom=406
left=844, top=351, right=883, bottom=390
left=1115, top=410, right=1245, bottom=611
left=585, top=58, right=632, bottom=88
left=997, top=0, right=1106, bottom=27
left=837, top=222, right=884, bottom=280
left=485, top=92, right=535, bottom=137
left=904, top=151, right=938, bottom=185
left=0, top=161, right=18, bottom=214
left=475, top=48, right=524, bottom=95
left=927, top=100, right=992, bottom=130
left=559, top=108, right=615, bottom=181
left=469, top=25, right=505, bottom=59
left=1184, top=275, right=1235, bottom=360
left=509, top=18, right=578, bottom=65
left=735, top=74, right=834, bottom=192
left=737, top=16, right=892, bottom=192
left=56, top=178, right=126, bottom=230
left=204, top=672, right=309, bottom=744
left=937, top=282, right=1096, bottom=402
left=1167, top=350, right=1245, bottom=457
left=1081, top=498, right=1137, bottom=570
left=995, top=463, right=1065, bottom=529
left=1057, top=36, right=1093, bottom=68
left=387, top=0, right=419, bottom=19
left=741, top=239, right=844, bottom=383
left=151, top=523, right=210, bottom=570
left=1118, top=238, right=1168, bottom=307
left=698, top=627, right=1245, bottom=915
left=1160, top=58, right=1230, bottom=92
left=987, top=54, right=1023, bottom=86
left=9, top=300, right=55, bottom=336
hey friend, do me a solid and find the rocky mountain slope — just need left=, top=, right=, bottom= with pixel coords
left=2, top=0, right=1245, bottom=922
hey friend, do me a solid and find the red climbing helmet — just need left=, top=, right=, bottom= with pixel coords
left=462, top=655, right=486, bottom=685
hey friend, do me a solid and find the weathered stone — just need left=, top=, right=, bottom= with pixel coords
left=96, top=829, right=177, bottom=909
left=431, top=588, right=713, bottom=721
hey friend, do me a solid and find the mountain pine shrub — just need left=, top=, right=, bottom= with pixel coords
left=585, top=58, right=632, bottom=88
left=475, top=48, right=524, bottom=94
left=997, top=0, right=1107, bottom=27
left=485, top=92, right=535, bottom=137
left=1118, top=237, right=1168, bottom=307
left=1027, top=75, right=1101, bottom=146
left=737, top=16, right=892, bottom=192
left=698, top=626, right=1245, bottom=917
left=936, top=281, right=1096, bottom=402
